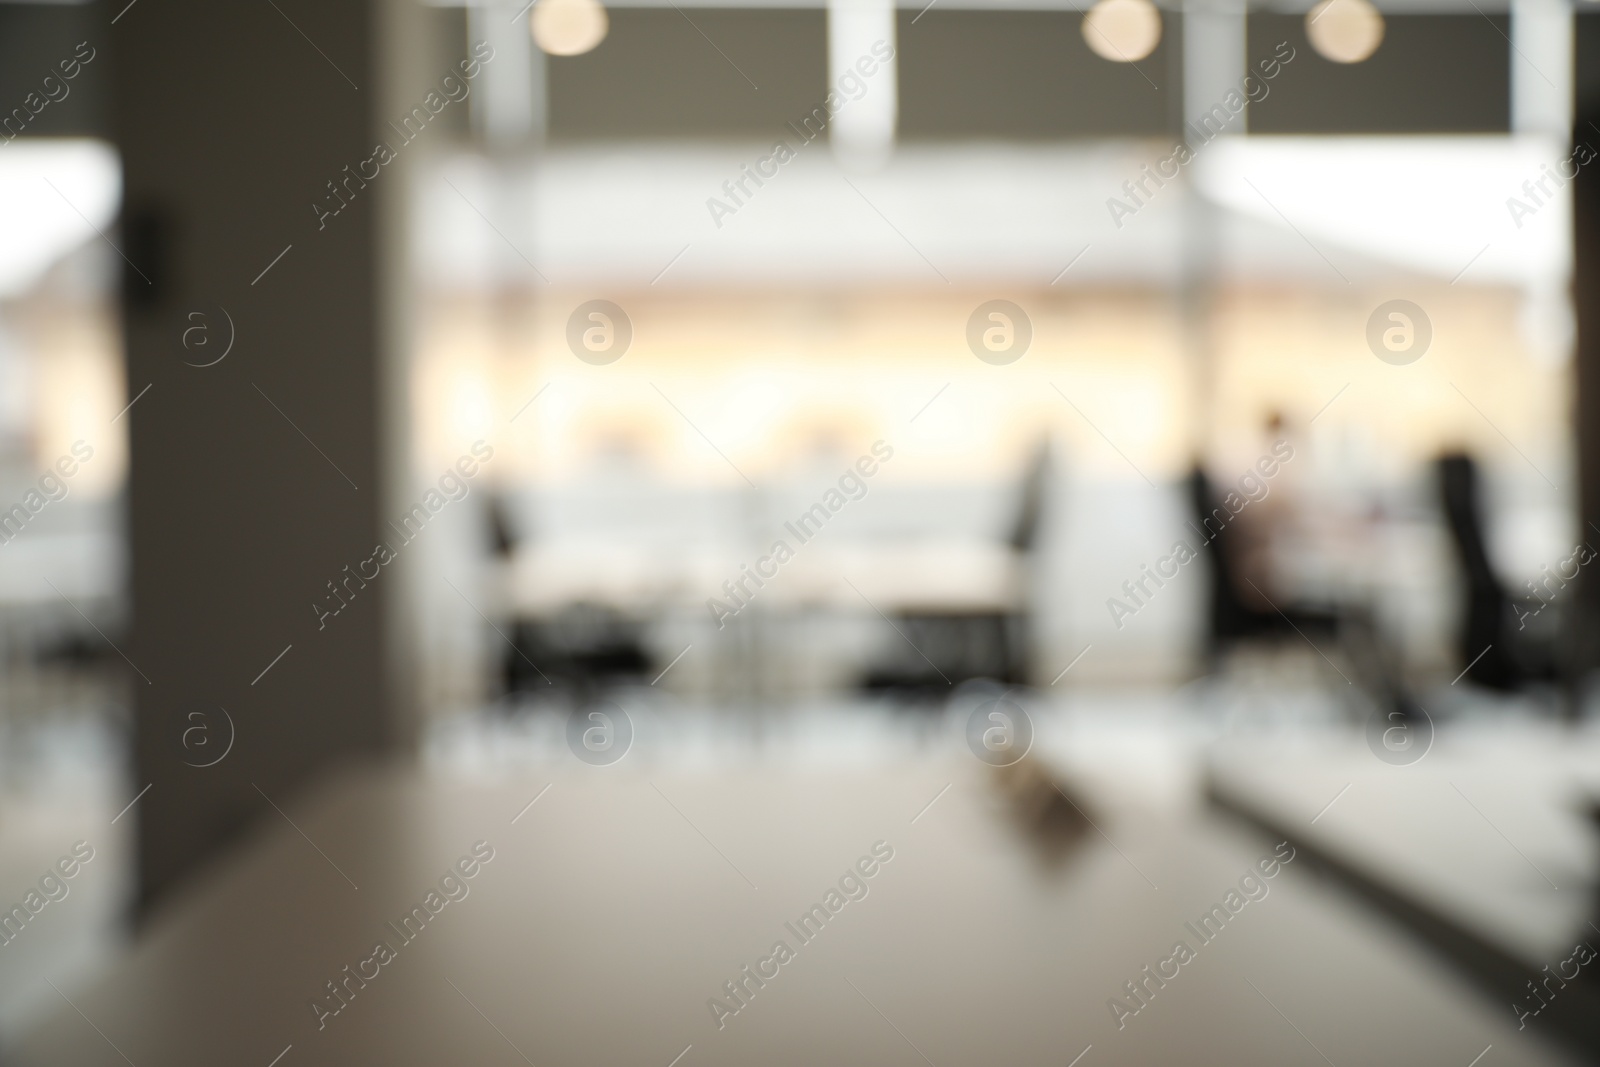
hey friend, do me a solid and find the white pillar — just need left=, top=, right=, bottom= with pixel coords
left=1183, top=0, right=1246, bottom=141
left=1510, top=0, right=1576, bottom=367
left=471, top=0, right=542, bottom=147
left=828, top=0, right=897, bottom=170
left=1512, top=0, right=1573, bottom=137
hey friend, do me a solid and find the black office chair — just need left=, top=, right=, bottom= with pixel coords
left=487, top=492, right=653, bottom=703
left=1186, top=466, right=1337, bottom=662
left=1436, top=453, right=1558, bottom=691
left=860, top=441, right=1049, bottom=695
left=1188, top=465, right=1422, bottom=718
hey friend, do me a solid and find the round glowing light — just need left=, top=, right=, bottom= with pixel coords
left=531, top=0, right=609, bottom=56
left=1306, top=0, right=1384, bottom=63
left=1082, top=0, right=1162, bottom=63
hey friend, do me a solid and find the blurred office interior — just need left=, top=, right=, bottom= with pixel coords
left=1, top=0, right=1599, bottom=1062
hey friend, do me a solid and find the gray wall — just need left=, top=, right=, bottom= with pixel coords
left=540, top=6, right=1509, bottom=141
left=0, top=2, right=109, bottom=139
left=1247, top=13, right=1510, bottom=133
left=550, top=8, right=827, bottom=139
left=897, top=9, right=1179, bottom=139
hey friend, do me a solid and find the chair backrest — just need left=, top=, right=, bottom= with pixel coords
left=486, top=493, right=519, bottom=559
left=1435, top=453, right=1504, bottom=600
left=1436, top=451, right=1523, bottom=687
left=1007, top=440, right=1051, bottom=554
left=1187, top=465, right=1245, bottom=639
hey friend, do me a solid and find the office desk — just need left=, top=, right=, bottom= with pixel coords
left=495, top=537, right=1023, bottom=616
left=1209, top=731, right=1600, bottom=1055
left=14, top=759, right=1578, bottom=1066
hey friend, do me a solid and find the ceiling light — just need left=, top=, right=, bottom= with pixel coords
left=1306, top=0, right=1384, bottom=64
left=531, top=0, right=608, bottom=57
left=1082, top=0, right=1162, bottom=63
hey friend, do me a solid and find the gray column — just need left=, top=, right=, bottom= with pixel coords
left=112, top=0, right=419, bottom=911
